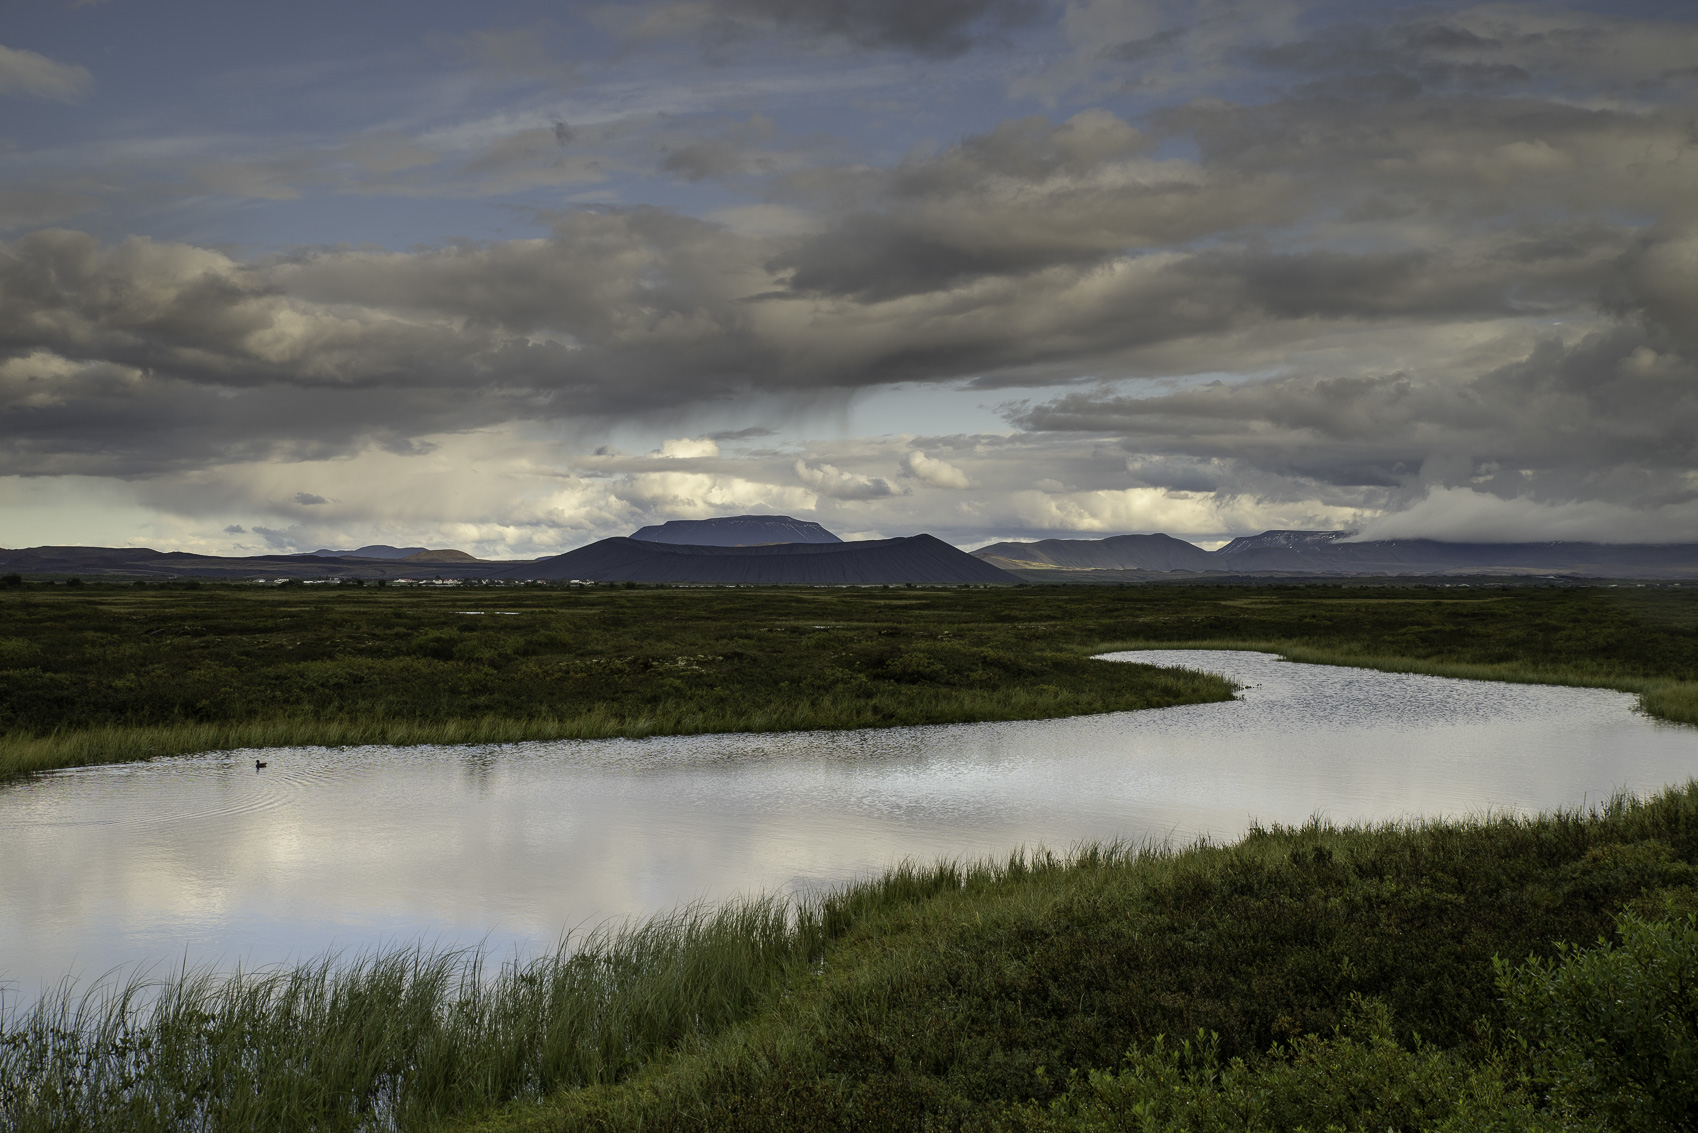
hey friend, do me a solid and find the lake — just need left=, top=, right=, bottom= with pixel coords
left=4, top=650, right=1696, bottom=1002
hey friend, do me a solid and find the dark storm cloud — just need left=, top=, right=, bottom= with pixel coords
left=4, top=0, right=1697, bottom=535
left=1246, top=20, right=1534, bottom=96
left=765, top=110, right=1298, bottom=300
left=706, top=425, right=776, bottom=440
left=737, top=0, right=1043, bottom=55
left=1012, top=323, right=1698, bottom=507
left=621, top=0, right=1044, bottom=57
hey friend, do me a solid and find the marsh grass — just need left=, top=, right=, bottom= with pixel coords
left=468, top=784, right=1698, bottom=1131
left=7, top=582, right=1698, bottom=780
left=0, top=896, right=827, bottom=1132
left=0, top=670, right=1229, bottom=780
left=6, top=787, right=1698, bottom=1131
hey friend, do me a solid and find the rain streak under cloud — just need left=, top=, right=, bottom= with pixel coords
left=2, top=0, right=1697, bottom=556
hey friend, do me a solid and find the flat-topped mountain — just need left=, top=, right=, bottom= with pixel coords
left=972, top=529, right=1698, bottom=579
left=630, top=515, right=842, bottom=546
left=503, top=534, right=1016, bottom=585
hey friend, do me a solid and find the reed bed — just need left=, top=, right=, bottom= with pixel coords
left=0, top=896, right=822, bottom=1132
left=493, top=785, right=1698, bottom=1131
left=5, top=787, right=1698, bottom=1131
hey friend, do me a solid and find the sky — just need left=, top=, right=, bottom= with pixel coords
left=3, top=0, right=1697, bottom=557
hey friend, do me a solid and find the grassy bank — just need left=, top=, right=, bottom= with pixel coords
left=0, top=673, right=1230, bottom=780
left=1114, top=639, right=1698, bottom=727
left=6, top=581, right=1698, bottom=780
left=5, top=784, right=1695, bottom=1131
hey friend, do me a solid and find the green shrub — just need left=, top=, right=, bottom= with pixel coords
left=1499, top=904, right=1698, bottom=1132
left=0, top=639, right=44, bottom=669
left=1005, top=998, right=1554, bottom=1132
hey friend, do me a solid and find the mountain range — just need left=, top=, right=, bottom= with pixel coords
left=504, top=534, right=1014, bottom=585
left=972, top=530, right=1698, bottom=580
left=10, top=521, right=1698, bottom=583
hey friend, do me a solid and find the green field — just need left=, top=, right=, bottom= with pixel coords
left=5, top=580, right=1698, bottom=779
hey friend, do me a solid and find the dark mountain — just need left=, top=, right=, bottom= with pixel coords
left=16, top=527, right=1698, bottom=584
left=973, top=533, right=1214, bottom=572
left=307, top=545, right=428, bottom=559
left=1206, top=531, right=1698, bottom=575
left=0, top=546, right=174, bottom=575
left=973, top=529, right=1698, bottom=579
left=501, top=535, right=1017, bottom=584
left=629, top=515, right=842, bottom=545
left=0, top=545, right=502, bottom=580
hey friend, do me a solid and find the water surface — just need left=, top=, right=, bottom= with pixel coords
left=4, top=651, right=1696, bottom=999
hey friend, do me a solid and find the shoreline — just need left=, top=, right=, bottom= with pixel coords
left=7, top=782, right=1695, bottom=1130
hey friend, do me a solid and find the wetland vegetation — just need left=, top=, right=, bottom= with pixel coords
left=4, top=785, right=1696, bottom=1131
left=5, top=580, right=1698, bottom=1129
left=5, top=580, right=1698, bottom=780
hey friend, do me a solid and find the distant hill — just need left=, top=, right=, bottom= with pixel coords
left=974, top=533, right=1214, bottom=572
left=1209, top=531, right=1698, bottom=575
left=502, top=535, right=1016, bottom=584
left=630, top=515, right=842, bottom=546
left=973, top=529, right=1698, bottom=579
left=0, top=545, right=500, bottom=580
left=15, top=528, right=1698, bottom=583
left=307, top=545, right=428, bottom=559
left=400, top=549, right=481, bottom=563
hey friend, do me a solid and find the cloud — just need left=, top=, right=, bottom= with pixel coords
left=6, top=2, right=1698, bottom=550
left=0, top=189, right=101, bottom=231
left=0, top=43, right=93, bottom=101
left=656, top=437, right=722, bottom=458
left=618, top=469, right=816, bottom=516
left=1351, top=488, right=1698, bottom=545
left=1008, top=485, right=1359, bottom=539
left=767, top=110, right=1296, bottom=301
left=223, top=524, right=246, bottom=534
left=904, top=449, right=973, bottom=489
left=794, top=459, right=895, bottom=499
left=1010, top=321, right=1698, bottom=538
left=293, top=492, right=329, bottom=505
left=608, top=0, right=1043, bottom=57
left=705, top=425, right=775, bottom=441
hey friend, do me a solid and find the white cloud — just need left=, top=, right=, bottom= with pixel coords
left=656, top=436, right=722, bottom=459
left=0, top=43, right=93, bottom=101
left=794, top=459, right=896, bottom=500
left=619, top=469, right=815, bottom=515
left=904, top=449, right=974, bottom=489
left=1009, top=486, right=1361, bottom=538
